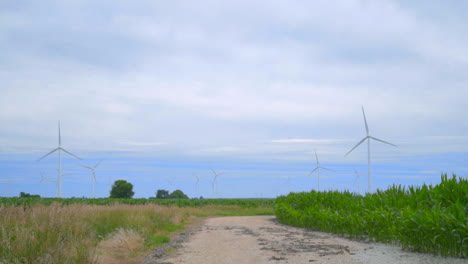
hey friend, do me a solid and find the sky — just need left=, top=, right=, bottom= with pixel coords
left=1, top=0, right=467, bottom=198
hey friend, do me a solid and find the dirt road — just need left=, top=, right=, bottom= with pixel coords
left=143, top=216, right=466, bottom=264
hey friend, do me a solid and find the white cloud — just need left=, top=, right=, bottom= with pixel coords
left=272, top=138, right=348, bottom=144
left=0, top=0, right=467, bottom=164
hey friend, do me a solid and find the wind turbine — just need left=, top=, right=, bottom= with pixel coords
left=80, top=160, right=102, bottom=198
left=353, top=168, right=365, bottom=195
left=40, top=172, right=55, bottom=183
left=307, top=149, right=334, bottom=191
left=39, top=172, right=55, bottom=197
left=345, top=106, right=397, bottom=193
left=211, top=169, right=223, bottom=198
left=194, top=174, right=200, bottom=198
left=37, top=121, right=81, bottom=198
left=0, top=178, right=19, bottom=197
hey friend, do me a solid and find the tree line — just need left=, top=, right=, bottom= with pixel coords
left=18, top=179, right=189, bottom=199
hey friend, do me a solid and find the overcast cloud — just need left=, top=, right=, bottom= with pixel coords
left=0, top=0, right=467, bottom=197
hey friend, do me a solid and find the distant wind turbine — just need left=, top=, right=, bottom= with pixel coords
left=345, top=107, right=397, bottom=193
left=40, top=172, right=55, bottom=184
left=211, top=169, right=224, bottom=198
left=37, top=121, right=81, bottom=198
left=80, top=160, right=102, bottom=198
left=307, top=149, right=334, bottom=191
left=0, top=178, right=19, bottom=197
left=194, top=174, right=200, bottom=198
left=39, top=172, right=55, bottom=197
left=165, top=178, right=173, bottom=190
left=353, top=168, right=365, bottom=195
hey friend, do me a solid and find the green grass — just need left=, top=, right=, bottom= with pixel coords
left=0, top=199, right=274, bottom=264
left=0, top=197, right=275, bottom=207
left=145, top=235, right=170, bottom=247
left=274, top=174, right=467, bottom=258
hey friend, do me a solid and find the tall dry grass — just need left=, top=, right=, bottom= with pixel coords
left=0, top=202, right=273, bottom=264
left=0, top=203, right=193, bottom=264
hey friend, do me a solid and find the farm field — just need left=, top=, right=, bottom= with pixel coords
left=1, top=175, right=466, bottom=263
left=275, top=174, right=467, bottom=258
left=0, top=198, right=274, bottom=264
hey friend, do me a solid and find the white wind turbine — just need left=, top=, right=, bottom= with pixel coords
left=37, top=121, right=81, bottom=198
left=165, top=178, right=173, bottom=188
left=211, top=169, right=224, bottom=198
left=307, top=149, right=334, bottom=191
left=0, top=178, right=19, bottom=197
left=345, top=107, right=397, bottom=193
left=80, top=160, right=102, bottom=198
left=39, top=172, right=55, bottom=197
left=353, top=168, right=365, bottom=195
left=194, top=174, right=200, bottom=198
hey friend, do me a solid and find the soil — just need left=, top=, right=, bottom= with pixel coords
left=142, top=215, right=467, bottom=264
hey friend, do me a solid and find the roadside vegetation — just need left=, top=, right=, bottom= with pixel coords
left=275, top=174, right=467, bottom=258
left=0, top=198, right=274, bottom=264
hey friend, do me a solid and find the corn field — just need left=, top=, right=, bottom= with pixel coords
left=274, top=174, right=467, bottom=258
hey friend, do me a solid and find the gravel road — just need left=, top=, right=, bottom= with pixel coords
left=142, top=215, right=467, bottom=264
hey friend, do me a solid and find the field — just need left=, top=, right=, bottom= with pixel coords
left=0, top=198, right=274, bottom=264
left=1, top=175, right=466, bottom=263
left=275, top=174, right=467, bottom=258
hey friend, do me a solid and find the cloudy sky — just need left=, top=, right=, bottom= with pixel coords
left=1, top=0, right=467, bottom=198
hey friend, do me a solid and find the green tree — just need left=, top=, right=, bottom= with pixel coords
left=19, top=192, right=40, bottom=198
left=168, top=190, right=188, bottom=199
left=110, top=180, right=134, bottom=198
left=156, top=189, right=169, bottom=199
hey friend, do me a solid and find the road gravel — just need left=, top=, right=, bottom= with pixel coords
left=142, top=215, right=467, bottom=264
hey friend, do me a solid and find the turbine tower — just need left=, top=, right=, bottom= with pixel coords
left=345, top=107, right=397, bottom=193
left=211, top=169, right=223, bottom=198
left=307, top=149, right=334, bottom=191
left=80, top=160, right=102, bottom=198
left=37, top=121, right=81, bottom=198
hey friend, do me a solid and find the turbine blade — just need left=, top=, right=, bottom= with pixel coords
left=314, top=149, right=319, bottom=164
left=362, top=106, right=369, bottom=136
left=80, top=165, right=93, bottom=170
left=319, top=166, right=335, bottom=172
left=61, top=148, right=81, bottom=159
left=369, top=136, right=397, bottom=147
left=58, top=121, right=62, bottom=146
left=94, top=160, right=103, bottom=168
left=353, top=168, right=358, bottom=176
left=307, top=170, right=315, bottom=177
left=37, top=148, right=59, bottom=161
left=311, top=167, right=319, bottom=174
left=345, top=137, right=367, bottom=157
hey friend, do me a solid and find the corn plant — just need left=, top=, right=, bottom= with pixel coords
left=275, top=174, right=467, bottom=258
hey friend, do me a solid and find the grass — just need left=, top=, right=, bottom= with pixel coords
left=0, top=199, right=274, bottom=264
left=274, top=174, right=467, bottom=258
